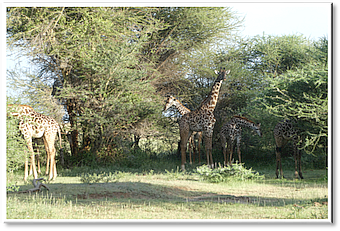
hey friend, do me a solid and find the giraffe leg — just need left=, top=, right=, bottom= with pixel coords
left=30, top=154, right=38, bottom=178
left=26, top=139, right=38, bottom=179
left=35, top=142, right=41, bottom=174
left=229, top=141, right=234, bottom=166
left=37, top=153, right=41, bottom=174
left=48, top=153, right=53, bottom=181
left=44, top=134, right=57, bottom=180
left=203, top=133, right=213, bottom=168
left=298, top=150, right=303, bottom=179
left=276, top=146, right=284, bottom=178
left=206, top=150, right=210, bottom=167
left=274, top=134, right=287, bottom=179
left=51, top=145, right=57, bottom=180
left=226, top=141, right=230, bottom=166
left=51, top=146, right=57, bottom=181
left=43, top=137, right=50, bottom=176
left=32, top=141, right=41, bottom=174
left=276, top=148, right=280, bottom=178
left=45, top=156, right=50, bottom=176
left=192, top=134, right=197, bottom=164
left=29, top=158, right=33, bottom=176
left=295, top=146, right=303, bottom=179
left=48, top=145, right=57, bottom=181
left=294, top=146, right=298, bottom=179
left=198, top=133, right=202, bottom=164
left=188, top=137, right=193, bottom=165
left=192, top=139, right=196, bottom=164
left=236, top=136, right=241, bottom=164
left=221, top=135, right=227, bottom=166
left=206, top=150, right=213, bottom=168
left=179, top=125, right=192, bottom=171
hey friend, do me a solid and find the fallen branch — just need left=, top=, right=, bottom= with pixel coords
left=10, top=178, right=50, bottom=194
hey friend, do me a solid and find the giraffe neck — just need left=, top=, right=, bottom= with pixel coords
left=173, top=99, right=191, bottom=116
left=232, top=116, right=258, bottom=131
left=199, top=79, right=224, bottom=111
left=8, top=104, right=35, bottom=118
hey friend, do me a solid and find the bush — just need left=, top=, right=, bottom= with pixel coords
left=196, top=162, right=264, bottom=183
left=80, top=171, right=123, bottom=184
left=6, top=110, right=28, bottom=173
left=7, top=107, right=29, bottom=192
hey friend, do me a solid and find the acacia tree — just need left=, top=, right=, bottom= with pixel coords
left=7, top=7, right=242, bottom=164
left=260, top=37, right=328, bottom=154
left=203, top=34, right=328, bottom=162
left=7, top=7, right=164, bottom=161
left=240, top=35, right=328, bottom=157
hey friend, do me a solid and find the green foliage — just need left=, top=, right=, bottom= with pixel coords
left=248, top=34, right=314, bottom=76
left=80, top=171, right=123, bottom=184
left=164, top=167, right=191, bottom=180
left=6, top=103, right=29, bottom=192
left=6, top=104, right=28, bottom=173
left=6, top=7, right=243, bottom=165
left=6, top=184, right=20, bottom=193
left=142, top=7, right=242, bottom=67
left=6, top=7, right=328, bottom=170
left=196, top=163, right=264, bottom=183
left=211, top=35, right=328, bottom=160
left=259, top=36, right=328, bottom=154
left=7, top=7, right=164, bottom=159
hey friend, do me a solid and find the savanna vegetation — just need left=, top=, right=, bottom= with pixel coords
left=6, top=7, right=329, bottom=220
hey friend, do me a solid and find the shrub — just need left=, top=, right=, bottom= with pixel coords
left=7, top=108, right=29, bottom=192
left=80, top=171, right=123, bottom=184
left=6, top=109, right=28, bottom=173
left=196, top=162, right=264, bottom=183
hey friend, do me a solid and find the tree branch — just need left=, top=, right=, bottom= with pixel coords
left=10, top=178, right=50, bottom=194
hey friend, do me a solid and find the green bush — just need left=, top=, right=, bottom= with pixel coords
left=7, top=107, right=29, bottom=192
left=196, top=162, right=264, bottom=183
left=6, top=111, right=28, bottom=173
left=80, top=171, right=123, bottom=184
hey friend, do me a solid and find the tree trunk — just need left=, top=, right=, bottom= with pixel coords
left=66, top=99, right=79, bottom=158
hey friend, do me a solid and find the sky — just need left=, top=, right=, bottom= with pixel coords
left=4, top=2, right=332, bottom=96
left=228, top=2, right=330, bottom=40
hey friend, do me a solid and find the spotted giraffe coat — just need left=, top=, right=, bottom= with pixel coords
left=8, top=104, right=62, bottom=181
left=179, top=68, right=230, bottom=170
left=273, top=119, right=303, bottom=179
left=220, top=115, right=262, bottom=166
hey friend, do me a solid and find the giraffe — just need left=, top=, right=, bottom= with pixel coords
left=179, top=68, right=230, bottom=170
left=7, top=104, right=62, bottom=181
left=164, top=95, right=203, bottom=164
left=273, top=119, right=303, bottom=179
left=220, top=115, right=262, bottom=166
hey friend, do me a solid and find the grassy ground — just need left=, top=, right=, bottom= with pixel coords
left=6, top=162, right=328, bottom=221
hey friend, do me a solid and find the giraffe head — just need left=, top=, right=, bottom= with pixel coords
left=214, top=68, right=231, bottom=81
left=254, top=123, right=262, bottom=137
left=164, top=95, right=176, bottom=111
left=7, top=104, right=33, bottom=117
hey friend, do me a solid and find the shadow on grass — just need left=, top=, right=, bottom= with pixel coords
left=8, top=179, right=327, bottom=209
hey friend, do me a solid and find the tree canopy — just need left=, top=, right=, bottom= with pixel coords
left=7, top=7, right=243, bottom=164
left=6, top=7, right=328, bottom=170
